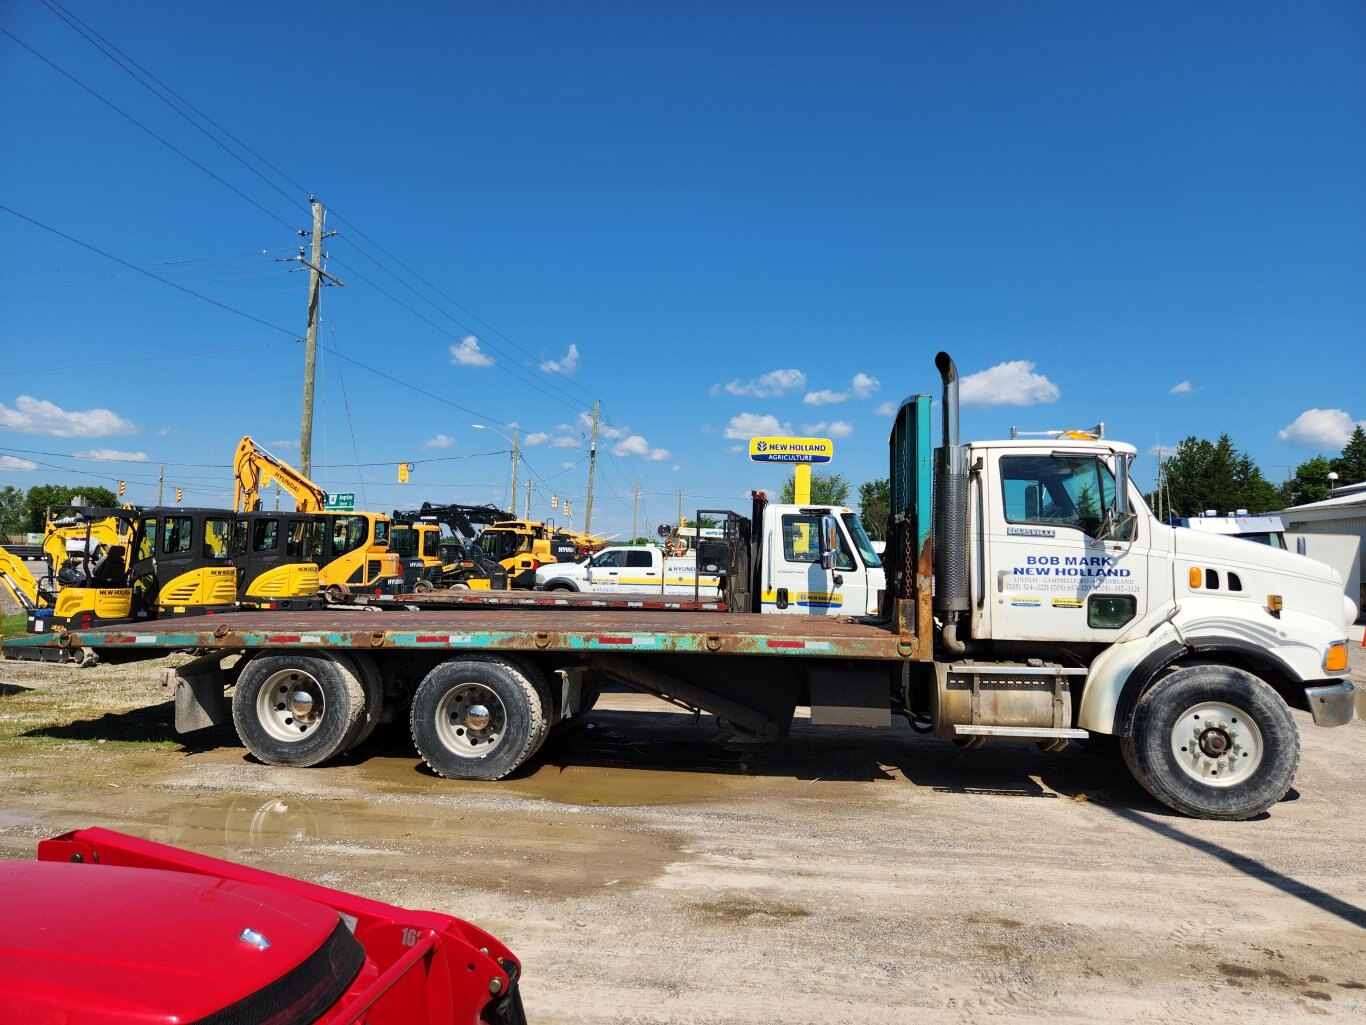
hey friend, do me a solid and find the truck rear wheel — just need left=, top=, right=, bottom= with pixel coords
left=233, top=653, right=365, bottom=767
left=410, top=656, right=550, bottom=780
left=1121, top=664, right=1300, bottom=820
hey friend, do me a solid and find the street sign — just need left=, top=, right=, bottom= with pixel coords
left=748, top=437, right=834, bottom=463
left=324, top=492, right=355, bottom=511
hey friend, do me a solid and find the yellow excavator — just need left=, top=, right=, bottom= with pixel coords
left=233, top=436, right=404, bottom=602
left=475, top=518, right=608, bottom=588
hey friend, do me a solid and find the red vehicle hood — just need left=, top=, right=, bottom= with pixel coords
left=0, top=861, right=355, bottom=1024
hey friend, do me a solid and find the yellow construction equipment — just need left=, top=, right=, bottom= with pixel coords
left=233, top=436, right=403, bottom=601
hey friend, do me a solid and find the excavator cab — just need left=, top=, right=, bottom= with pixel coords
left=126, top=509, right=239, bottom=618
left=230, top=512, right=324, bottom=609
left=389, top=520, right=443, bottom=591
left=317, top=512, right=405, bottom=602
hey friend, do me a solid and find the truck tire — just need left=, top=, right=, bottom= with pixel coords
left=1121, top=663, right=1300, bottom=820
left=544, top=581, right=576, bottom=592
left=410, top=656, right=550, bottom=780
left=233, top=653, right=366, bottom=767
left=341, top=651, right=386, bottom=753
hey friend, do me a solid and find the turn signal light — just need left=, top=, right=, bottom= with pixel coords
left=1267, top=594, right=1284, bottom=614
left=1188, top=567, right=1202, bottom=589
left=1324, top=642, right=1348, bottom=673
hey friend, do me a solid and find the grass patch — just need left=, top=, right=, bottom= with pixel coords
left=2, top=613, right=26, bottom=638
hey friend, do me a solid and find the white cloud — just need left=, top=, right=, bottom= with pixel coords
left=802, top=421, right=854, bottom=439
left=450, top=335, right=495, bottom=367
left=960, top=361, right=1060, bottom=408
left=423, top=434, right=455, bottom=449
left=155, top=427, right=173, bottom=437
left=551, top=435, right=581, bottom=449
left=523, top=432, right=551, bottom=447
left=715, top=368, right=807, bottom=398
left=1278, top=408, right=1366, bottom=450
left=803, top=372, right=881, bottom=406
left=576, top=411, right=624, bottom=439
left=75, top=448, right=149, bottom=462
left=267, top=439, right=300, bottom=451
left=724, top=412, right=788, bottom=440
left=726, top=444, right=744, bottom=454
left=0, top=396, right=136, bottom=438
left=1169, top=380, right=1197, bottom=396
left=0, top=455, right=37, bottom=471
left=612, top=434, right=670, bottom=461
left=672, top=464, right=681, bottom=472
left=540, top=344, right=580, bottom=374
left=875, top=401, right=896, bottom=417
left=803, top=389, right=846, bottom=406
left=850, top=373, right=880, bottom=399
left=561, top=461, right=577, bottom=469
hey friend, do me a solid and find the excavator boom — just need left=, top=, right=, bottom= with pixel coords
left=234, top=436, right=327, bottom=513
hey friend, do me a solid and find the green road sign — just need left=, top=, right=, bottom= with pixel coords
left=324, top=492, right=355, bottom=511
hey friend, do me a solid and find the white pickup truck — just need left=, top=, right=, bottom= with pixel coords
left=534, top=545, right=721, bottom=596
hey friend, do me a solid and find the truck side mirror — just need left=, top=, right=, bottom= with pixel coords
left=1114, top=455, right=1130, bottom=519
left=819, top=515, right=839, bottom=571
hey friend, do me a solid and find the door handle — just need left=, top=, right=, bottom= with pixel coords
left=833, top=574, right=844, bottom=586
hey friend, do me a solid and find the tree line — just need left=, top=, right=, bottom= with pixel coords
left=0, top=484, right=121, bottom=538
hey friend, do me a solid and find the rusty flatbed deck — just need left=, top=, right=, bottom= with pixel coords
left=374, top=589, right=726, bottom=612
left=4, top=608, right=918, bottom=662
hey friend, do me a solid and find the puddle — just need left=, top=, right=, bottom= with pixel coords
left=0, top=807, right=48, bottom=830
left=158, top=794, right=689, bottom=899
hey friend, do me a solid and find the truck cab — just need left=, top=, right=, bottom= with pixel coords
left=756, top=502, right=884, bottom=616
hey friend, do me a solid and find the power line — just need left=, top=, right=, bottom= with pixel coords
left=0, top=25, right=298, bottom=232
left=39, top=0, right=310, bottom=216
left=0, top=203, right=301, bottom=338
left=0, top=339, right=298, bottom=376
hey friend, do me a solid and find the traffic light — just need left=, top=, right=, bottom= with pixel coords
left=398, top=462, right=411, bottom=483
left=117, top=480, right=125, bottom=497
left=175, top=487, right=183, bottom=503
left=551, top=495, right=559, bottom=510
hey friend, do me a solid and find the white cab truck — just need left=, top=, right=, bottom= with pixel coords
left=535, top=508, right=886, bottom=617
left=5, top=352, right=1357, bottom=821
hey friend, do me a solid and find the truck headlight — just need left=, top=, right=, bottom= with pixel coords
left=1324, top=641, right=1349, bottom=673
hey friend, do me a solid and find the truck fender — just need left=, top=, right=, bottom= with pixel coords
left=540, top=577, right=580, bottom=592
left=1078, top=625, right=1306, bottom=736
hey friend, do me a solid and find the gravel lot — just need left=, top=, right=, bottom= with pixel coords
left=1, top=639, right=1363, bottom=1024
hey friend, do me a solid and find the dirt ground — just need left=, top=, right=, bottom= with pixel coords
left=1, top=641, right=1363, bottom=1024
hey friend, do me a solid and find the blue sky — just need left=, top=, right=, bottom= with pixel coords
left=2, top=1, right=1363, bottom=536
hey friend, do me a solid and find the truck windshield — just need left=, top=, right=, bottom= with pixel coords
left=841, top=513, right=882, bottom=568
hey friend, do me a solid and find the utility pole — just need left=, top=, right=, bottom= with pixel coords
left=509, top=430, right=520, bottom=516
left=678, top=489, right=683, bottom=528
left=525, top=478, right=532, bottom=519
left=289, top=197, right=344, bottom=478
left=584, top=401, right=600, bottom=533
left=157, top=464, right=164, bottom=505
left=632, top=477, right=639, bottom=539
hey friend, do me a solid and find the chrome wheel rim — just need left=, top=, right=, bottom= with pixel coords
left=256, top=669, right=326, bottom=743
left=1170, top=700, right=1263, bottom=788
left=434, top=682, right=506, bottom=757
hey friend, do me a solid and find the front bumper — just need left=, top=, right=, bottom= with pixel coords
left=1304, top=680, right=1358, bottom=727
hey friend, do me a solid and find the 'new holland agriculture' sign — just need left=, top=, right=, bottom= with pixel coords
left=747, top=437, right=834, bottom=464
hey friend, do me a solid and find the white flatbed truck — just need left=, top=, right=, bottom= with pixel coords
left=5, top=353, right=1359, bottom=820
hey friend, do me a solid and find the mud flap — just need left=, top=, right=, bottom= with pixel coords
left=161, top=652, right=234, bottom=733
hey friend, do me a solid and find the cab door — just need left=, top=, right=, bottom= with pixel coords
left=584, top=549, right=623, bottom=592
left=621, top=549, right=662, bottom=591
left=765, top=510, right=863, bottom=615
left=977, top=449, right=1149, bottom=643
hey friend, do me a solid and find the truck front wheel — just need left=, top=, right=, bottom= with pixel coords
left=1122, top=664, right=1300, bottom=820
left=232, top=653, right=366, bottom=767
left=410, top=656, right=550, bottom=780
